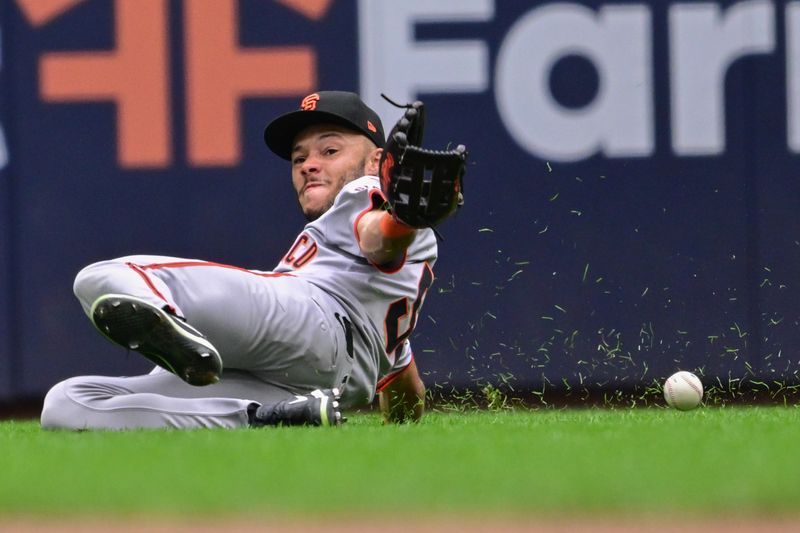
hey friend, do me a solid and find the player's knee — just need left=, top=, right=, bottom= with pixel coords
left=40, top=378, right=85, bottom=430
left=73, top=257, right=144, bottom=308
left=73, top=259, right=122, bottom=312
left=72, top=262, right=103, bottom=303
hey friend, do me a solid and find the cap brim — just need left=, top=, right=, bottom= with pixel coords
left=264, top=109, right=372, bottom=161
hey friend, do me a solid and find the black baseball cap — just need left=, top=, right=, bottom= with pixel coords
left=264, top=91, right=385, bottom=160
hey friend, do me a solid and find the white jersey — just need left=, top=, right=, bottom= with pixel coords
left=274, top=175, right=437, bottom=402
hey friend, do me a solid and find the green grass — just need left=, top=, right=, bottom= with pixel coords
left=1, top=407, right=799, bottom=518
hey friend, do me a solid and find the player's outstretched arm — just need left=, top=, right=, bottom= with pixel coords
left=379, top=360, right=426, bottom=423
left=357, top=209, right=417, bottom=267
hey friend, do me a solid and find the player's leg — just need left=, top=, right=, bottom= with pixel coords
left=40, top=370, right=258, bottom=430
left=73, top=255, right=186, bottom=316
left=72, top=256, right=353, bottom=396
left=167, top=269, right=353, bottom=395
left=73, top=255, right=224, bottom=385
left=41, top=368, right=343, bottom=430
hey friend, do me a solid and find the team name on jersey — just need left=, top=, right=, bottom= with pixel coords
left=282, top=232, right=317, bottom=269
left=351, top=183, right=375, bottom=193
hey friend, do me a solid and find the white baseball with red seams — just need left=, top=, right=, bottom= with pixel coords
left=663, top=371, right=703, bottom=410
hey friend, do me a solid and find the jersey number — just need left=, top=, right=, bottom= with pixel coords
left=384, top=264, right=434, bottom=354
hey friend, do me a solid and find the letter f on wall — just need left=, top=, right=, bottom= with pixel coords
left=19, top=0, right=327, bottom=168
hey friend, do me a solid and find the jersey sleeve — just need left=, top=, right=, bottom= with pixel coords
left=311, top=176, right=437, bottom=268
left=376, top=340, right=415, bottom=392
left=309, top=176, right=383, bottom=259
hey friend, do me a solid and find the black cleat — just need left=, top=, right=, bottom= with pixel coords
left=250, top=388, right=344, bottom=427
left=90, top=294, right=222, bottom=386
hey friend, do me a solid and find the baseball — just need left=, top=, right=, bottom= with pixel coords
left=663, top=371, right=703, bottom=410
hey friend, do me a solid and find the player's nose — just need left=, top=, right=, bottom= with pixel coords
left=300, top=155, right=322, bottom=175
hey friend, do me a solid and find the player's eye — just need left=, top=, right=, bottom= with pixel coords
left=292, top=156, right=306, bottom=165
left=323, top=148, right=338, bottom=156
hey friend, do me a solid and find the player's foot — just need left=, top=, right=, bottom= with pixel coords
left=90, top=294, right=222, bottom=386
left=249, top=388, right=345, bottom=427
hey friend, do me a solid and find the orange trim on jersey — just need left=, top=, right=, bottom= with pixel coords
left=376, top=354, right=415, bottom=393
left=353, top=188, right=386, bottom=243
left=353, top=189, right=408, bottom=274
left=135, top=260, right=293, bottom=278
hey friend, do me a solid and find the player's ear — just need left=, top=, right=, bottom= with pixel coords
left=364, top=147, right=382, bottom=176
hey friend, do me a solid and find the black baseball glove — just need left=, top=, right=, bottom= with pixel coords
left=378, top=98, right=466, bottom=229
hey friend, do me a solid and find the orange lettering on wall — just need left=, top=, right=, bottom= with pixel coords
left=184, top=0, right=316, bottom=166
left=40, top=0, right=171, bottom=168
left=275, top=0, right=333, bottom=21
left=16, top=0, right=87, bottom=27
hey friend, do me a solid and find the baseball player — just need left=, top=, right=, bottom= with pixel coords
left=40, top=91, right=466, bottom=430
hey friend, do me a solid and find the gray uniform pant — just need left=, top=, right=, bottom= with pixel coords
left=41, top=255, right=354, bottom=430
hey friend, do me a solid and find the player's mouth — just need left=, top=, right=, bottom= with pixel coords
left=302, top=181, right=326, bottom=195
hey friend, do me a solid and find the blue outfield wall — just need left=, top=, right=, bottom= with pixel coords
left=1, top=0, right=800, bottom=400
left=1, top=4, right=12, bottom=397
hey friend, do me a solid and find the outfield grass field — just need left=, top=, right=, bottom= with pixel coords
left=1, top=406, right=798, bottom=521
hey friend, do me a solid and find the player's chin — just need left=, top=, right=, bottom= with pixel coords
left=302, top=207, right=325, bottom=222
left=300, top=200, right=329, bottom=222
left=300, top=194, right=333, bottom=221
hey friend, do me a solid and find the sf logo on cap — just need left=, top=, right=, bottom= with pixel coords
left=301, top=93, right=320, bottom=111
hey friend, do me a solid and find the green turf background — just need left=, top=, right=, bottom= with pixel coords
left=1, top=407, right=798, bottom=517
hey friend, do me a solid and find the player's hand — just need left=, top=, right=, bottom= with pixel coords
left=378, top=97, right=466, bottom=229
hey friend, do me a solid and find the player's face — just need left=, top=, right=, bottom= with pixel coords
left=291, top=125, right=381, bottom=221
